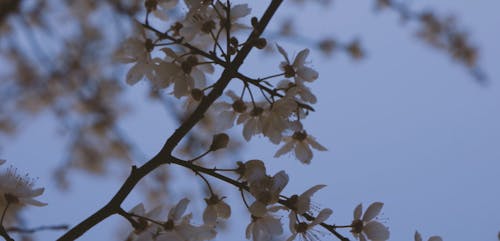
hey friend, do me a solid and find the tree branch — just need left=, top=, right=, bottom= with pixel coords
left=56, top=1, right=283, bottom=240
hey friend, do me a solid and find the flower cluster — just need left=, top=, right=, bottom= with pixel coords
left=127, top=198, right=216, bottom=241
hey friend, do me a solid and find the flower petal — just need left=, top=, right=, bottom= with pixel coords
left=293, top=48, right=309, bottom=68
left=295, top=141, right=313, bottom=164
left=364, top=221, right=390, bottom=241
left=169, top=198, right=190, bottom=221
left=363, top=202, right=383, bottom=222
left=428, top=236, right=443, bottom=241
left=354, top=203, right=362, bottom=220
left=311, top=208, right=332, bottom=226
left=274, top=141, right=294, bottom=158
left=276, top=44, right=290, bottom=64
left=297, top=184, right=326, bottom=214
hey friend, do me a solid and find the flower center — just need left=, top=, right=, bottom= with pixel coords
left=163, top=219, right=175, bottom=231
left=296, top=222, right=309, bottom=233
left=232, top=100, right=247, bottom=113
left=250, top=107, right=263, bottom=117
left=284, top=65, right=296, bottom=78
left=292, top=131, right=307, bottom=141
left=350, top=219, right=364, bottom=234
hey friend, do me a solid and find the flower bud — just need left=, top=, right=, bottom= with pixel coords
left=210, top=133, right=229, bottom=151
left=255, top=38, right=267, bottom=49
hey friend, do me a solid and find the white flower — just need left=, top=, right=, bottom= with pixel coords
left=274, top=130, right=327, bottom=164
left=203, top=194, right=231, bottom=226
left=115, top=21, right=156, bottom=85
left=287, top=208, right=332, bottom=241
left=277, top=79, right=317, bottom=104
left=276, top=44, right=319, bottom=83
left=0, top=161, right=47, bottom=207
left=245, top=206, right=283, bottom=241
left=415, top=231, right=443, bottom=241
left=261, top=97, right=297, bottom=144
left=286, top=185, right=326, bottom=216
left=179, top=3, right=217, bottom=43
left=235, top=159, right=267, bottom=184
left=156, top=49, right=211, bottom=98
left=249, top=171, right=289, bottom=217
left=213, top=2, right=252, bottom=34
left=146, top=0, right=178, bottom=21
left=237, top=104, right=267, bottom=142
left=211, top=90, right=248, bottom=131
left=127, top=204, right=166, bottom=241
left=131, top=198, right=216, bottom=241
left=351, top=202, right=389, bottom=241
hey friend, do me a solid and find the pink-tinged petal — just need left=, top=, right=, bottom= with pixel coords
left=146, top=206, right=165, bottom=220
left=153, top=9, right=169, bottom=20
left=363, top=202, right=383, bottom=222
left=297, top=66, right=318, bottom=82
left=31, top=187, right=45, bottom=196
left=216, top=111, right=236, bottom=131
left=293, top=48, right=310, bottom=67
left=276, top=44, right=290, bottom=64
left=126, top=63, right=145, bottom=85
left=308, top=138, right=327, bottom=151
left=245, top=222, right=254, bottom=239
left=169, top=198, right=190, bottom=221
left=173, top=77, right=189, bottom=98
left=274, top=141, right=295, bottom=158
left=297, top=184, right=326, bottom=214
left=286, top=233, right=298, bottom=241
left=217, top=201, right=231, bottom=219
left=364, top=221, right=390, bottom=241
left=243, top=120, right=256, bottom=141
left=288, top=212, right=297, bottom=233
left=428, top=236, right=443, bottom=241
left=159, top=0, right=178, bottom=9
left=295, top=141, right=312, bottom=164
left=231, top=4, right=251, bottom=18
left=354, top=203, right=363, bottom=220
left=272, top=171, right=289, bottom=193
left=266, top=216, right=284, bottom=236
left=203, top=205, right=217, bottom=226
left=250, top=201, right=268, bottom=217
left=311, top=208, right=332, bottom=226
left=21, top=198, right=47, bottom=206
left=360, top=233, right=368, bottom=241
left=414, top=231, right=423, bottom=241
left=129, top=203, right=145, bottom=215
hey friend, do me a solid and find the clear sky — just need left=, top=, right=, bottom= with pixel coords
left=2, top=1, right=500, bottom=241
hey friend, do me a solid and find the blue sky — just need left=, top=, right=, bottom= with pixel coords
left=2, top=1, right=500, bottom=241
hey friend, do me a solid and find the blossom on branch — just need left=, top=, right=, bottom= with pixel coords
left=274, top=130, right=327, bottom=164
left=115, top=21, right=157, bottom=85
left=277, top=44, right=319, bottom=83
left=351, top=202, right=390, bottom=241
left=0, top=160, right=47, bottom=208
left=245, top=206, right=284, bottom=241
left=287, top=208, right=332, bottom=241
left=203, top=194, right=231, bottom=226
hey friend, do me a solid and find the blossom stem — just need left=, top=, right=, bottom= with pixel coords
left=195, top=171, right=215, bottom=195
left=259, top=72, right=285, bottom=81
left=0, top=201, right=10, bottom=225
